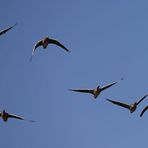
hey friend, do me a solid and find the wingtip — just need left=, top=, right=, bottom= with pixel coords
left=13, top=23, right=17, bottom=27
left=68, top=89, right=73, bottom=91
left=67, top=49, right=70, bottom=53
left=140, top=112, right=144, bottom=117
left=106, top=98, right=111, bottom=101
left=106, top=98, right=115, bottom=104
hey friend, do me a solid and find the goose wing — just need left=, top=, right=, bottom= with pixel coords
left=48, top=38, right=69, bottom=52
left=32, top=40, right=43, bottom=54
left=136, top=94, right=148, bottom=105
left=69, top=89, right=94, bottom=94
left=106, top=98, right=130, bottom=109
left=30, top=40, right=43, bottom=61
left=0, top=23, right=17, bottom=36
left=100, top=82, right=117, bottom=92
left=8, top=113, right=24, bottom=120
left=140, top=106, right=148, bottom=117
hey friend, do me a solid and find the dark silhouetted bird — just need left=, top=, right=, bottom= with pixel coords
left=0, top=23, right=17, bottom=36
left=0, top=110, right=34, bottom=122
left=30, top=36, right=69, bottom=60
left=106, top=94, right=148, bottom=113
left=140, top=105, right=148, bottom=117
left=69, top=81, right=117, bottom=99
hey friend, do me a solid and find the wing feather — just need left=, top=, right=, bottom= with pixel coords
left=100, top=82, right=117, bottom=91
left=8, top=113, right=24, bottom=120
left=0, top=23, right=17, bottom=36
left=69, top=89, right=94, bottom=94
left=136, top=94, right=148, bottom=105
left=140, top=106, right=148, bottom=117
left=33, top=40, right=43, bottom=54
left=48, top=38, right=70, bottom=52
left=106, top=98, right=130, bottom=109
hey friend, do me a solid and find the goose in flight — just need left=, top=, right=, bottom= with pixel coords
left=69, top=81, right=117, bottom=99
left=0, top=23, right=17, bottom=36
left=140, top=105, right=148, bottom=117
left=31, top=36, right=69, bottom=60
left=106, top=94, right=148, bottom=113
left=0, top=110, right=34, bottom=122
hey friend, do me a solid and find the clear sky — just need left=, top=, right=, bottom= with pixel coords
left=1, top=0, right=148, bottom=147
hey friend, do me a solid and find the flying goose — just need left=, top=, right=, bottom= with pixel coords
left=140, top=106, right=148, bottom=117
left=0, top=23, right=17, bottom=36
left=69, top=81, right=117, bottom=99
left=30, top=36, right=69, bottom=60
left=0, top=110, right=34, bottom=122
left=106, top=94, right=148, bottom=113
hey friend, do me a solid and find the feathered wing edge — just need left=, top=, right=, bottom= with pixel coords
left=106, top=98, right=131, bottom=110
left=0, top=23, right=17, bottom=35
left=69, top=89, right=94, bottom=94
left=48, top=38, right=70, bottom=52
left=140, top=106, right=148, bottom=117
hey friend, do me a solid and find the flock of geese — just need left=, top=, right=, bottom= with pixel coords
left=0, top=23, right=148, bottom=123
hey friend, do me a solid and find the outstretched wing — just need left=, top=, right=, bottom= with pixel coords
left=48, top=38, right=70, bottom=52
left=8, top=113, right=35, bottom=122
left=0, top=23, right=17, bottom=36
left=8, top=113, right=24, bottom=121
left=106, top=98, right=130, bottom=110
left=136, top=94, right=148, bottom=105
left=30, top=40, right=43, bottom=61
left=32, top=40, right=43, bottom=55
left=69, top=89, right=94, bottom=94
left=100, top=82, right=117, bottom=92
left=140, top=106, right=148, bottom=117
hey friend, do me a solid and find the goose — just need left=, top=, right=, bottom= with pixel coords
left=0, top=23, right=17, bottom=36
left=69, top=81, right=117, bottom=99
left=0, top=110, right=34, bottom=122
left=106, top=94, right=148, bottom=113
left=31, top=36, right=69, bottom=60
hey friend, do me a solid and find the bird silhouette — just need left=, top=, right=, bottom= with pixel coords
left=106, top=94, right=148, bottom=113
left=30, top=36, right=69, bottom=61
left=140, top=105, right=148, bottom=117
left=69, top=81, right=117, bottom=99
left=0, top=110, right=34, bottom=122
left=0, top=23, right=17, bottom=36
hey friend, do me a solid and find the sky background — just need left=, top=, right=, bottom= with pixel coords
left=1, top=0, right=148, bottom=147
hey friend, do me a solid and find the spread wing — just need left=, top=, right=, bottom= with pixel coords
left=32, top=40, right=43, bottom=55
left=140, top=106, right=148, bottom=117
left=30, top=40, right=43, bottom=61
left=0, top=23, right=17, bottom=36
left=69, top=89, right=94, bottom=94
left=106, top=98, right=130, bottom=110
left=136, top=94, right=148, bottom=105
left=8, top=113, right=24, bottom=120
left=100, top=82, right=117, bottom=92
left=48, top=38, right=70, bottom=52
left=8, top=113, right=35, bottom=122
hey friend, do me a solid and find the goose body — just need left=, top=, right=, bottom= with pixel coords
left=106, top=94, right=148, bottom=113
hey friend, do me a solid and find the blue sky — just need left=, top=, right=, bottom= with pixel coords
left=1, top=0, right=148, bottom=147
